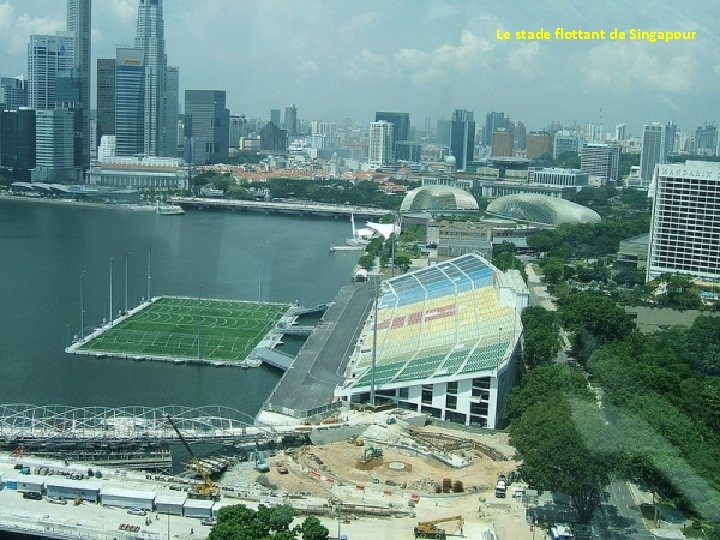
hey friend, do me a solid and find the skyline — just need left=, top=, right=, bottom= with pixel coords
left=0, top=0, right=719, bottom=134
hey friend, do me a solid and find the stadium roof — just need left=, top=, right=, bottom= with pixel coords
left=400, top=185, right=479, bottom=212
left=341, top=253, right=524, bottom=390
left=486, top=193, right=601, bottom=225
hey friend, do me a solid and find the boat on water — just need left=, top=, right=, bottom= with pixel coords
left=156, top=203, right=185, bottom=215
left=346, top=212, right=372, bottom=246
left=330, top=243, right=364, bottom=252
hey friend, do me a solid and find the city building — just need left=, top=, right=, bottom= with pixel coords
left=32, top=108, right=82, bottom=182
left=484, top=112, right=511, bottom=147
left=87, top=155, right=188, bottom=191
left=615, top=124, right=626, bottom=141
left=647, top=161, right=720, bottom=282
left=96, top=59, right=116, bottom=142
left=587, top=122, right=603, bottom=142
left=184, top=90, right=229, bottom=165
left=450, top=109, right=475, bottom=170
left=335, top=253, right=528, bottom=428
left=400, top=185, right=478, bottom=213
left=528, top=167, right=589, bottom=188
left=436, top=117, right=452, bottom=146
left=375, top=111, right=410, bottom=144
left=695, top=124, right=718, bottom=157
left=513, top=121, right=527, bottom=151
left=553, top=131, right=580, bottom=158
left=270, top=109, right=281, bottom=127
left=0, top=108, right=36, bottom=182
left=491, top=130, right=513, bottom=157
left=395, top=141, right=421, bottom=162
left=165, top=66, right=179, bottom=157
left=0, top=77, right=28, bottom=109
left=526, top=131, right=552, bottom=159
left=368, top=120, right=394, bottom=167
left=259, top=121, right=288, bottom=154
left=580, top=142, right=621, bottom=184
left=639, top=122, right=676, bottom=188
left=114, top=47, right=145, bottom=157
left=27, top=33, right=75, bottom=111
left=135, top=0, right=168, bottom=156
left=66, top=0, right=91, bottom=168
left=486, top=193, right=601, bottom=226
left=229, top=115, right=248, bottom=148
left=617, top=234, right=649, bottom=270
left=284, top=104, right=297, bottom=136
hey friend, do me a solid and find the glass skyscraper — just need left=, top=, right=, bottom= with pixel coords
left=115, top=48, right=145, bottom=157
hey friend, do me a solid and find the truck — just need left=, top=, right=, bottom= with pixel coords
left=495, top=474, right=507, bottom=498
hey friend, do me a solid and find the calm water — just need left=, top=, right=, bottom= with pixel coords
left=0, top=198, right=359, bottom=417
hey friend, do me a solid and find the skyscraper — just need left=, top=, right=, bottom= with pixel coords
left=491, top=130, right=513, bottom=157
left=0, top=77, right=28, bottom=109
left=615, top=124, right=626, bottom=141
left=450, top=109, right=475, bottom=170
left=284, top=105, right=297, bottom=136
left=639, top=122, right=675, bottom=188
left=270, top=109, right=281, bottom=127
left=580, top=143, right=620, bottom=184
left=135, top=0, right=167, bottom=156
left=526, top=131, right=552, bottom=159
left=369, top=121, right=394, bottom=166
left=96, top=59, right=116, bottom=141
left=695, top=124, right=718, bottom=157
left=28, top=33, right=75, bottom=110
left=0, top=108, right=36, bottom=181
left=184, top=90, right=230, bottom=165
left=165, top=66, right=179, bottom=157
left=66, top=0, right=91, bottom=168
left=375, top=112, right=410, bottom=143
left=114, top=47, right=145, bottom=157
left=484, top=112, right=510, bottom=146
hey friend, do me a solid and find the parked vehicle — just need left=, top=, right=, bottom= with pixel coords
left=127, top=508, right=147, bottom=516
left=48, top=497, right=68, bottom=505
left=22, top=492, right=42, bottom=500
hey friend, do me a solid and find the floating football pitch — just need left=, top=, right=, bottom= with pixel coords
left=78, top=297, right=290, bottom=362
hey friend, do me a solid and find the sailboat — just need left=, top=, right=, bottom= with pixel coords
left=345, top=212, right=372, bottom=247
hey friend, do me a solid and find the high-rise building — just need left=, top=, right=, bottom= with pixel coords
left=450, top=109, right=475, bottom=170
left=647, top=161, right=720, bottom=282
left=639, top=122, right=675, bottom=188
left=695, top=124, right=718, bottom=157
left=553, top=131, right=580, bottom=159
left=259, top=121, right=287, bottom=153
left=580, top=143, right=621, bottom=184
left=615, top=124, right=626, bottom=141
left=0, top=77, right=28, bottom=109
left=135, top=0, right=167, bottom=156
left=165, top=65, right=179, bottom=157
left=28, top=33, right=75, bottom=111
left=284, top=104, right=297, bottom=136
left=484, top=112, right=511, bottom=147
left=368, top=120, right=394, bottom=166
left=96, top=59, right=116, bottom=142
left=0, top=108, right=36, bottom=181
left=491, top=130, right=513, bottom=157
left=270, top=109, right=281, bottom=127
left=375, top=112, right=410, bottom=143
left=513, top=121, right=527, bottom=151
left=587, top=122, right=603, bottom=142
left=395, top=141, right=421, bottom=162
left=229, top=115, right=248, bottom=148
left=436, top=117, right=452, bottom=146
left=114, top=47, right=145, bottom=157
left=184, top=90, right=229, bottom=165
left=32, top=108, right=81, bottom=182
left=66, top=0, right=91, bottom=168
left=526, top=131, right=552, bottom=159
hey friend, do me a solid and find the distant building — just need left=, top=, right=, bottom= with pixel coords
left=450, top=109, right=475, bottom=170
left=528, top=167, right=589, bottom=188
left=639, top=122, right=675, bottom=188
left=513, top=121, right=527, bottom=151
left=284, top=104, right=297, bottom=136
left=375, top=111, right=409, bottom=144
left=369, top=120, right=394, bottom=166
left=484, top=112, right=511, bottom=147
left=0, top=108, right=36, bottom=182
left=114, top=47, right=145, bottom=157
left=87, top=155, right=188, bottom=192
left=647, top=161, right=720, bottom=282
left=0, top=77, right=28, bottom=109
left=526, top=132, right=552, bottom=159
left=553, top=131, right=580, bottom=159
left=229, top=115, right=248, bottom=148
left=32, top=108, right=82, bottom=182
left=28, top=33, right=76, bottom=111
left=587, top=122, right=603, bottom=142
left=184, top=90, right=229, bottom=165
left=165, top=66, right=179, bottom=157
left=580, top=143, right=621, bottom=184
left=617, top=234, right=649, bottom=269
left=259, top=121, right=288, bottom=153
left=491, top=130, right=513, bottom=157
left=694, top=124, right=718, bottom=157
left=270, top=109, right=281, bottom=127
left=395, top=141, right=421, bottom=162
left=615, top=124, right=626, bottom=141
left=436, top=117, right=452, bottom=146
left=67, top=0, right=91, bottom=168
left=96, top=59, right=116, bottom=142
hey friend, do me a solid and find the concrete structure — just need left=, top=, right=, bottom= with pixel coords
left=101, top=487, right=155, bottom=510
left=580, top=142, right=621, bottom=184
left=0, top=77, right=28, bottom=109
left=96, top=59, right=115, bottom=142
left=450, top=109, right=475, bottom=170
left=528, top=167, right=589, bottom=188
left=183, top=499, right=214, bottom=519
left=114, top=47, right=145, bottom=156
left=639, top=122, right=676, bottom=188
left=336, top=254, right=528, bottom=428
left=368, top=120, right=394, bottom=167
left=88, top=155, right=188, bottom=191
left=66, top=0, right=91, bottom=168
left=617, top=233, right=649, bottom=270
left=526, top=131, right=552, bottom=159
left=284, top=104, right=297, bottom=135
left=259, top=121, right=288, bottom=154
left=10, top=475, right=44, bottom=495
left=647, top=161, right=720, bottom=282
left=27, top=33, right=75, bottom=111
left=45, top=477, right=101, bottom=503
left=435, top=221, right=492, bottom=258
left=32, top=108, right=82, bottom=183
left=184, top=90, right=230, bottom=164
left=491, top=130, right=513, bottom=157
left=553, top=131, right=580, bottom=158
left=0, top=108, right=36, bottom=182
left=155, top=492, right=187, bottom=515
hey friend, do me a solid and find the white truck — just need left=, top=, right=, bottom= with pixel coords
left=495, top=474, right=507, bottom=498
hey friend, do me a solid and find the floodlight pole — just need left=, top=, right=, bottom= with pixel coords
left=80, top=270, right=85, bottom=340
left=124, top=252, right=129, bottom=313
left=147, top=247, right=152, bottom=301
left=197, top=286, right=202, bottom=359
left=109, top=258, right=114, bottom=323
left=370, top=277, right=379, bottom=408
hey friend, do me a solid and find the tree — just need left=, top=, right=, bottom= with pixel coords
left=557, top=291, right=635, bottom=344
left=520, top=306, right=561, bottom=368
left=294, top=516, right=329, bottom=540
left=210, top=504, right=298, bottom=540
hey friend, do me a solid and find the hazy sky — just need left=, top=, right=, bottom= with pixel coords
left=1, top=0, right=718, bottom=136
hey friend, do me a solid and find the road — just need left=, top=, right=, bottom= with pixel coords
left=596, top=480, right=656, bottom=540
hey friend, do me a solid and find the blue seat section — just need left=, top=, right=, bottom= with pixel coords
left=461, top=341, right=510, bottom=373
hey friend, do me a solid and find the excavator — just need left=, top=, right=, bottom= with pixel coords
left=166, top=415, right=220, bottom=500
left=414, top=515, right=464, bottom=539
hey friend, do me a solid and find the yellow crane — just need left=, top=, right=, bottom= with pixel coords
left=166, top=415, right=220, bottom=500
left=414, top=515, right=464, bottom=539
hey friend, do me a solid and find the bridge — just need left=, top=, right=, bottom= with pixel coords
left=167, top=196, right=391, bottom=218
left=0, top=404, right=281, bottom=444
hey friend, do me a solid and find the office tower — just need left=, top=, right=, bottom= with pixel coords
left=491, top=130, right=513, bottom=157
left=587, top=122, right=603, bottom=142
left=615, top=124, right=626, bottom=141
left=695, top=124, right=718, bottom=157
left=0, top=108, right=36, bottom=181
left=639, top=122, right=675, bottom=188
left=513, top=121, right=527, bottom=151
left=450, top=109, right=475, bottom=170
left=259, top=121, right=288, bottom=153
left=67, top=0, right=91, bottom=168
left=284, top=104, right=297, bottom=136
left=580, top=143, right=621, bottom=184
left=270, top=109, right=281, bottom=127
left=484, top=112, right=510, bottom=146
left=28, top=33, right=76, bottom=110
left=184, top=90, right=229, bottom=165
left=135, top=0, right=167, bottom=156
left=165, top=66, right=179, bottom=157
left=96, top=59, right=116, bottom=141
left=114, top=47, right=145, bottom=157
left=369, top=121, right=394, bottom=166
left=526, top=131, right=552, bottom=159
left=375, top=112, right=410, bottom=143
left=647, top=161, right=720, bottom=282
left=395, top=141, right=421, bottom=162
left=553, top=131, right=580, bottom=158
left=436, top=117, right=452, bottom=146
left=229, top=115, right=248, bottom=148
left=34, top=108, right=80, bottom=181
left=0, top=77, right=28, bottom=109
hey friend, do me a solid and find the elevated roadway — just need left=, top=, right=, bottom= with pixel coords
left=167, top=197, right=391, bottom=218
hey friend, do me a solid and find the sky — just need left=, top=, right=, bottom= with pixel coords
left=1, top=0, right=719, bottom=136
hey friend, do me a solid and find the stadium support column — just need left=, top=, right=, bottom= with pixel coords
left=125, top=252, right=129, bottom=313
left=370, top=277, right=379, bottom=407
left=109, top=258, right=114, bottom=323
left=80, top=270, right=86, bottom=339
left=147, top=247, right=152, bottom=301
left=197, top=286, right=202, bottom=359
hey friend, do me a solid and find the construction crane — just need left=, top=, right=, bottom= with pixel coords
left=414, top=516, right=464, bottom=539
left=166, top=415, right=220, bottom=499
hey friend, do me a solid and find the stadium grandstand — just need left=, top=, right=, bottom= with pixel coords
left=335, top=253, right=528, bottom=428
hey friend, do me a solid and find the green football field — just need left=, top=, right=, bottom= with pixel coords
left=79, top=297, right=290, bottom=362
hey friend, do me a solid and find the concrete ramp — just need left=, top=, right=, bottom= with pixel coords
left=251, top=347, right=295, bottom=371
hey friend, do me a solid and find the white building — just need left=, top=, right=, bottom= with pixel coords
left=32, top=108, right=82, bottom=183
left=28, top=33, right=75, bottom=111
left=87, top=155, right=188, bottom=192
left=336, top=254, right=528, bottom=428
left=639, top=122, right=676, bottom=188
left=528, top=167, right=589, bottom=188
left=580, top=142, right=621, bottom=184
left=647, top=161, right=720, bottom=282
left=368, top=120, right=394, bottom=167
